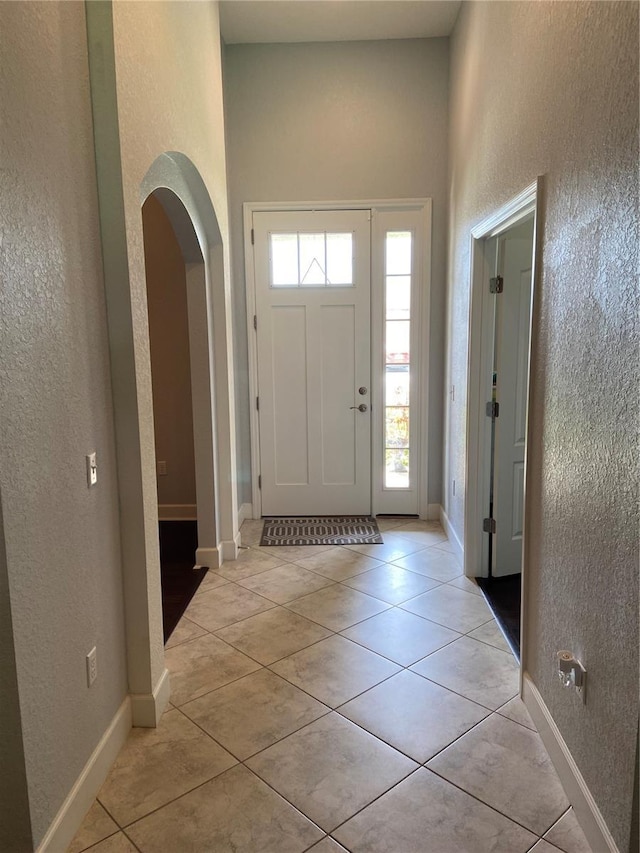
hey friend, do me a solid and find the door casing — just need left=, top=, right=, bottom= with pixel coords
left=464, top=177, right=542, bottom=683
left=244, top=199, right=432, bottom=520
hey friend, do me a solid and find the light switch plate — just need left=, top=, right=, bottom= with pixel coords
left=86, top=452, right=97, bottom=487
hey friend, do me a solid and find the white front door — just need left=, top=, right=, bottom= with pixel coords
left=253, top=209, right=371, bottom=515
left=492, top=217, right=534, bottom=576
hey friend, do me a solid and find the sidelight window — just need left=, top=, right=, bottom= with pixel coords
left=384, top=231, right=412, bottom=488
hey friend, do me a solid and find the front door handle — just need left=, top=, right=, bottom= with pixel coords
left=350, top=404, right=368, bottom=412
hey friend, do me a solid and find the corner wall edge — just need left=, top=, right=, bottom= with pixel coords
left=130, top=667, right=171, bottom=728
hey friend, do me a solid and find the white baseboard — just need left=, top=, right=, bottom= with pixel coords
left=522, top=673, right=619, bottom=853
left=426, top=503, right=441, bottom=521
left=439, top=505, right=464, bottom=564
left=130, top=667, right=171, bottom=728
left=221, top=533, right=241, bottom=562
left=37, top=697, right=131, bottom=853
left=195, top=546, right=221, bottom=569
left=238, top=502, right=253, bottom=524
left=158, top=504, right=197, bottom=521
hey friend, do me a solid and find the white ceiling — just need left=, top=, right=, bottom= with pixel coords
left=219, top=1, right=462, bottom=44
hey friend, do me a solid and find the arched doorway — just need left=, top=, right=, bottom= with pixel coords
left=93, top=151, right=239, bottom=727
left=142, top=192, right=213, bottom=641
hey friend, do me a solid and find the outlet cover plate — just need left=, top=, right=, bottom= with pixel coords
left=86, top=647, right=97, bottom=686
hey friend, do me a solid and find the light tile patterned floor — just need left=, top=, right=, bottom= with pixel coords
left=69, top=520, right=593, bottom=853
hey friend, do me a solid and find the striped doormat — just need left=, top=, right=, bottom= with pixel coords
left=260, top=516, right=383, bottom=546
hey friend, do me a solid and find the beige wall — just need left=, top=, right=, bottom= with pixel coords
left=0, top=2, right=128, bottom=845
left=143, top=195, right=197, bottom=509
left=0, top=0, right=233, bottom=844
left=224, top=38, right=449, bottom=506
left=447, top=2, right=638, bottom=849
left=106, top=0, right=234, bottom=679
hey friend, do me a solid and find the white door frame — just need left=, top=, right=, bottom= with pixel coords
left=464, top=178, right=541, bottom=674
left=244, top=199, right=432, bottom=520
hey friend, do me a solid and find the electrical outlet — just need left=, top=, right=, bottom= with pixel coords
left=86, top=452, right=97, bottom=487
left=556, top=651, right=586, bottom=703
left=86, top=647, right=97, bottom=687
left=157, top=460, right=167, bottom=476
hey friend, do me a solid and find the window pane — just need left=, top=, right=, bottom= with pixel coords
left=386, top=275, right=411, bottom=320
left=386, top=231, right=412, bottom=276
left=299, top=233, right=326, bottom=285
left=326, top=233, right=353, bottom=286
left=386, top=320, right=410, bottom=364
left=386, top=367, right=410, bottom=406
left=385, top=449, right=410, bottom=489
left=385, top=406, right=410, bottom=448
left=271, top=233, right=298, bottom=286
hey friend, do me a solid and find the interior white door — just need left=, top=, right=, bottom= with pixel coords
left=493, top=218, right=534, bottom=576
left=253, top=209, right=371, bottom=515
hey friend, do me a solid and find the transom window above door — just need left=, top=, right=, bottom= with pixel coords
left=270, top=231, right=354, bottom=287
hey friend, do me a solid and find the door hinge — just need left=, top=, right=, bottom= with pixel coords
left=251, top=228, right=255, bottom=245
left=483, top=517, right=496, bottom=534
left=253, top=314, right=257, bottom=330
left=489, top=275, right=504, bottom=294
left=486, top=401, right=500, bottom=418
left=258, top=474, right=262, bottom=490
left=256, top=396, right=260, bottom=411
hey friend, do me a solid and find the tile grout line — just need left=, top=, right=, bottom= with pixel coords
left=167, top=594, right=518, bottom=757
left=196, top=538, right=463, bottom=597
left=170, top=651, right=533, bottom=840
left=120, top=825, right=144, bottom=853
left=105, top=722, right=554, bottom=853
left=334, top=626, right=462, bottom=668
left=425, top=762, right=567, bottom=841
left=167, top=631, right=507, bottom=822
left=246, top=751, right=422, bottom=841
left=170, top=597, right=516, bottom=719
left=91, top=526, right=536, bottom=850
left=536, top=805, right=574, bottom=842
left=327, top=759, right=554, bottom=849
left=239, top=525, right=547, bottom=841
left=325, top=764, right=428, bottom=839
left=73, top=825, right=121, bottom=853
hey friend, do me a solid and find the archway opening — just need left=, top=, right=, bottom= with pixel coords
left=142, top=191, right=212, bottom=641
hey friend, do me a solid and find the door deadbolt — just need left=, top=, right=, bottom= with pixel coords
left=350, top=403, right=368, bottom=412
left=358, top=386, right=368, bottom=395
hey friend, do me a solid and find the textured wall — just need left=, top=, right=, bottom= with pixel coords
left=109, top=1, right=233, bottom=670
left=447, top=2, right=639, bottom=849
left=0, top=2, right=128, bottom=845
left=224, top=38, right=449, bottom=506
left=143, top=195, right=197, bottom=508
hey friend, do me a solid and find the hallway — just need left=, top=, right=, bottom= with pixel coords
left=70, top=519, right=591, bottom=853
